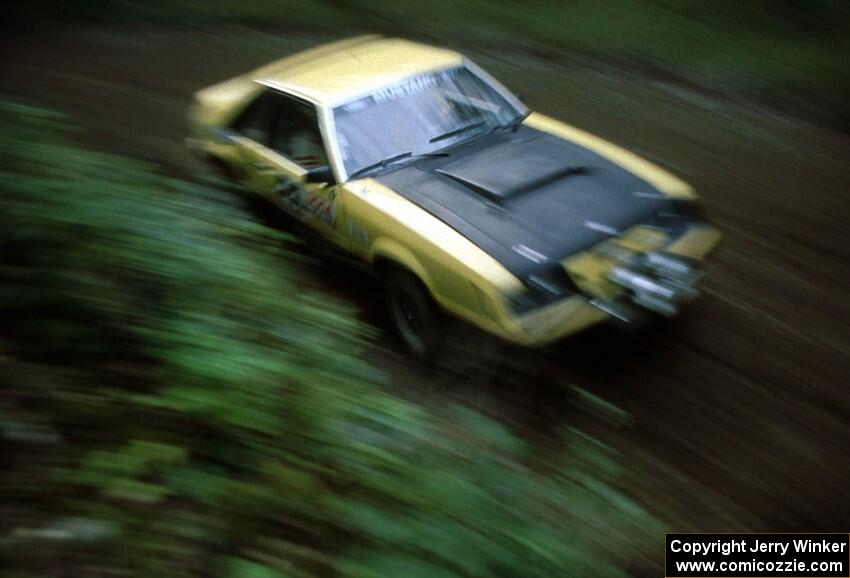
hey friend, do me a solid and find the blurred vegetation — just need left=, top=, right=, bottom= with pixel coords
left=0, top=99, right=658, bottom=576
left=7, top=0, right=850, bottom=127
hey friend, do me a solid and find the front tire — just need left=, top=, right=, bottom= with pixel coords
left=385, top=269, right=441, bottom=360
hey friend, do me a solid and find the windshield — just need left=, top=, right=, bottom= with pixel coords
left=333, top=66, right=523, bottom=178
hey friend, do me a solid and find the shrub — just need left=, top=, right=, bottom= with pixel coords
left=0, top=99, right=656, bottom=578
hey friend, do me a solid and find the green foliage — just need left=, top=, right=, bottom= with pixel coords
left=0, top=99, right=657, bottom=577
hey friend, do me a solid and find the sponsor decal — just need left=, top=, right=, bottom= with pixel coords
left=279, top=185, right=336, bottom=227
left=347, top=222, right=369, bottom=246
left=511, top=244, right=548, bottom=264
left=344, top=69, right=460, bottom=108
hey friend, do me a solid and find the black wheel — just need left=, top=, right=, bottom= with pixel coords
left=385, top=269, right=441, bottom=359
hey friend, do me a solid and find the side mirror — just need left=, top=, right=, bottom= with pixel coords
left=305, top=165, right=336, bottom=185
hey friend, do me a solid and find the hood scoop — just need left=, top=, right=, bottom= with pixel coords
left=435, top=134, right=591, bottom=202
left=374, top=124, right=673, bottom=279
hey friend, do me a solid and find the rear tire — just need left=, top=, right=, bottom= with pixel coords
left=385, top=269, right=441, bottom=360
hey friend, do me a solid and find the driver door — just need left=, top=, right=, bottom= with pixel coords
left=230, top=89, right=344, bottom=246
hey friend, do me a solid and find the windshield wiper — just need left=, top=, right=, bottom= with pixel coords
left=348, top=151, right=448, bottom=180
left=349, top=151, right=411, bottom=179
left=434, top=112, right=530, bottom=147
left=472, top=115, right=527, bottom=141
left=429, top=121, right=486, bottom=143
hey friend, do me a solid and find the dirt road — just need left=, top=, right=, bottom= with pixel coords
left=3, top=26, right=848, bottom=572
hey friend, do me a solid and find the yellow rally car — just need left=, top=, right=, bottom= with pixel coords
left=187, top=35, right=721, bottom=357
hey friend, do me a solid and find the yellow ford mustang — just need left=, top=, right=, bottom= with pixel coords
left=187, top=35, right=721, bottom=357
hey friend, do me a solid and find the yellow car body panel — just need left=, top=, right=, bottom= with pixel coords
left=666, top=224, right=723, bottom=259
left=525, top=113, right=696, bottom=200
left=188, top=36, right=722, bottom=347
left=190, top=35, right=461, bottom=131
left=261, top=37, right=463, bottom=105
left=341, top=179, right=527, bottom=340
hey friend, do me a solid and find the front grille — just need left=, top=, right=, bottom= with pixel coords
left=606, top=251, right=702, bottom=317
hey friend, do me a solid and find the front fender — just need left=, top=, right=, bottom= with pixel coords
left=369, top=237, right=434, bottom=292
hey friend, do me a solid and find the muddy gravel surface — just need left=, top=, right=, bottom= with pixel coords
left=3, top=26, right=848, bottom=572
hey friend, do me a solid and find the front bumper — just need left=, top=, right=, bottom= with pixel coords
left=499, top=223, right=721, bottom=346
left=592, top=251, right=702, bottom=322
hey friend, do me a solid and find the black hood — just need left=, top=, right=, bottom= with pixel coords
left=374, top=125, right=675, bottom=279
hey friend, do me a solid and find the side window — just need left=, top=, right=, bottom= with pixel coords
left=231, top=90, right=279, bottom=145
left=232, top=89, right=328, bottom=170
left=268, top=97, right=328, bottom=169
